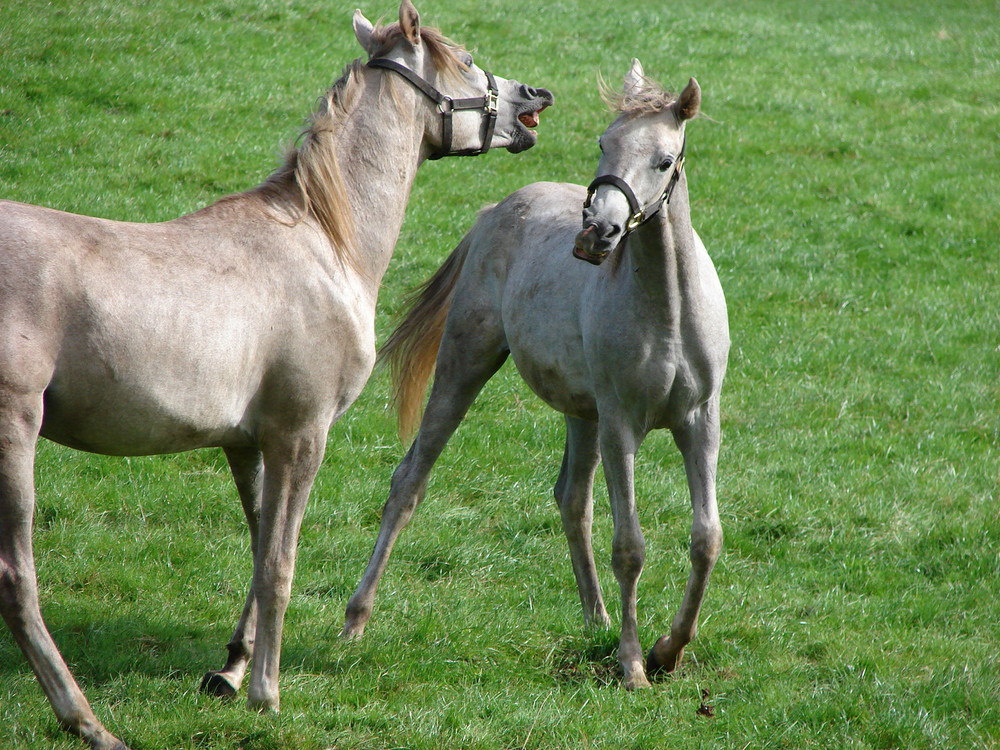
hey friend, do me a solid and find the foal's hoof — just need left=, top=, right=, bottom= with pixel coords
left=200, top=671, right=239, bottom=698
left=646, top=635, right=684, bottom=678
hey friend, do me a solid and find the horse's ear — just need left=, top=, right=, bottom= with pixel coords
left=675, top=77, right=701, bottom=122
left=399, top=0, right=421, bottom=46
left=353, top=9, right=376, bottom=55
left=623, top=58, right=646, bottom=97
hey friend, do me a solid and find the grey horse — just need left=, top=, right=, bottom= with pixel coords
left=343, top=59, right=728, bottom=691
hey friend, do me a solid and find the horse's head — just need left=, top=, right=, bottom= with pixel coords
left=354, top=1, right=554, bottom=159
left=574, top=59, right=700, bottom=265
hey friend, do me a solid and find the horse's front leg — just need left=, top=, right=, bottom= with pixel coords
left=648, top=399, right=723, bottom=675
left=245, top=431, right=326, bottom=712
left=599, top=418, right=650, bottom=690
left=201, top=447, right=264, bottom=698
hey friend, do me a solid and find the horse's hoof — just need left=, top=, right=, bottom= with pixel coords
left=646, top=635, right=683, bottom=678
left=200, top=671, right=238, bottom=698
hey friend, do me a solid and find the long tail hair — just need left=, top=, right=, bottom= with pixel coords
left=378, top=233, right=473, bottom=441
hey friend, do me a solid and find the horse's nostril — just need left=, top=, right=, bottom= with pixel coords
left=519, top=84, right=539, bottom=99
left=605, top=223, right=621, bottom=238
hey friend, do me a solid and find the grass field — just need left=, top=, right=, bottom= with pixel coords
left=1, top=0, right=997, bottom=748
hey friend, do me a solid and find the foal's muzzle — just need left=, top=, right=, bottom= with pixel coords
left=573, top=223, right=613, bottom=265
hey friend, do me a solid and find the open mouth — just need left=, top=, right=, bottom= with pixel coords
left=517, top=105, right=547, bottom=129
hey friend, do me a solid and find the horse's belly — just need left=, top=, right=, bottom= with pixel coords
left=41, top=360, right=255, bottom=455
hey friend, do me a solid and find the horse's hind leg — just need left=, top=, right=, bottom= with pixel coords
left=647, top=398, right=723, bottom=676
left=0, top=393, right=127, bottom=749
left=201, top=447, right=263, bottom=698
left=342, top=320, right=509, bottom=639
left=555, top=416, right=610, bottom=628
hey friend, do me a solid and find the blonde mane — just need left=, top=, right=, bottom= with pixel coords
left=254, top=21, right=467, bottom=279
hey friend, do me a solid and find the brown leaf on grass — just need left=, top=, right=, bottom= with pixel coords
left=696, top=688, right=715, bottom=717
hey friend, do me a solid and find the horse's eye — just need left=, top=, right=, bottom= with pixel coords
left=598, top=139, right=605, bottom=153
left=461, top=53, right=474, bottom=69
left=658, top=157, right=675, bottom=172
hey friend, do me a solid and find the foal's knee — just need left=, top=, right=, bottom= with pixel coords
left=690, top=521, right=723, bottom=571
left=611, top=537, right=646, bottom=582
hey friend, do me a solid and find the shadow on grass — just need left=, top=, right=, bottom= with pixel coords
left=548, top=629, right=621, bottom=687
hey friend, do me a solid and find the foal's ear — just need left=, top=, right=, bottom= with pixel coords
left=675, top=77, right=701, bottom=122
left=353, top=9, right=376, bottom=55
left=399, top=0, right=421, bottom=46
left=623, top=57, right=646, bottom=96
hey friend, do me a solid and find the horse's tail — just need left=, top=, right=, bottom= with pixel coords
left=378, top=232, right=473, bottom=442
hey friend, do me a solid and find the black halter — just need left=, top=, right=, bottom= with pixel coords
left=367, top=57, right=500, bottom=160
left=583, top=135, right=687, bottom=237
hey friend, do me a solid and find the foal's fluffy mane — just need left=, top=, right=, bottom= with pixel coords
left=600, top=72, right=677, bottom=116
left=255, top=21, right=467, bottom=280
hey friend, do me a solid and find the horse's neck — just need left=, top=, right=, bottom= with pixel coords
left=336, top=79, right=426, bottom=295
left=623, top=185, right=700, bottom=334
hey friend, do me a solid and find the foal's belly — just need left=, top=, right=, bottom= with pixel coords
left=508, top=348, right=599, bottom=421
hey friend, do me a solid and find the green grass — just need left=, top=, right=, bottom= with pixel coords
left=1, top=0, right=998, bottom=748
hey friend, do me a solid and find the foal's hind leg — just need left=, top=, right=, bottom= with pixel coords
left=342, top=322, right=509, bottom=638
left=647, top=399, right=723, bottom=676
left=555, top=416, right=610, bottom=628
left=201, top=447, right=264, bottom=698
left=0, top=393, right=127, bottom=749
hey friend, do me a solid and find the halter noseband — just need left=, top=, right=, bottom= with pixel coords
left=583, top=135, right=687, bottom=237
left=367, top=57, right=499, bottom=160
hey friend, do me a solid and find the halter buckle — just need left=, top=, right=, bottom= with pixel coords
left=437, top=97, right=454, bottom=114
left=625, top=211, right=645, bottom=233
left=485, top=89, right=499, bottom=114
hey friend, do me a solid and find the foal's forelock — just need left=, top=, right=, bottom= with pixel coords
left=600, top=73, right=677, bottom=116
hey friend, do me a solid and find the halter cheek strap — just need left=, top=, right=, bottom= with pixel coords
left=367, top=57, right=500, bottom=160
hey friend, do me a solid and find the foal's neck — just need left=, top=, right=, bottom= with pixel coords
left=624, top=185, right=701, bottom=331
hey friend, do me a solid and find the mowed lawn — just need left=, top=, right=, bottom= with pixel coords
left=1, top=1, right=997, bottom=748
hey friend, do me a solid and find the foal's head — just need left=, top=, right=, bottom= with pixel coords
left=574, top=59, right=700, bottom=265
left=354, top=0, right=553, bottom=157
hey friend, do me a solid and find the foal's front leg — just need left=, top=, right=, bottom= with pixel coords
left=647, top=400, right=723, bottom=675
left=599, top=419, right=650, bottom=690
left=201, top=447, right=264, bottom=698
left=245, top=432, right=326, bottom=712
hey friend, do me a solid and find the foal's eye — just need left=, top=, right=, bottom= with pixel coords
left=658, top=156, right=675, bottom=172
